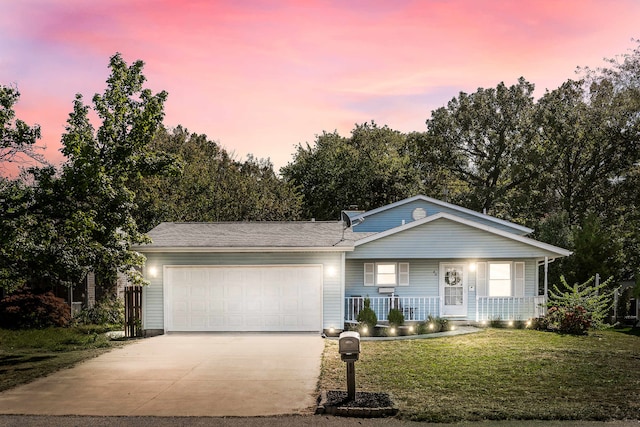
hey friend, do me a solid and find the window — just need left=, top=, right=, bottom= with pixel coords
left=488, top=262, right=511, bottom=296
left=376, top=263, right=397, bottom=285
left=364, top=262, right=410, bottom=286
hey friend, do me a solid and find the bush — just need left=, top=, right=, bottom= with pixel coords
left=387, top=308, right=405, bottom=327
left=417, top=316, right=448, bottom=333
left=543, top=275, right=615, bottom=335
left=73, top=296, right=124, bottom=328
left=356, top=298, right=378, bottom=331
left=0, top=289, right=71, bottom=329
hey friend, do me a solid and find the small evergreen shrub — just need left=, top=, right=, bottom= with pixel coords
left=356, top=297, right=378, bottom=331
left=73, top=296, right=124, bottom=328
left=0, top=289, right=71, bottom=329
left=387, top=308, right=405, bottom=327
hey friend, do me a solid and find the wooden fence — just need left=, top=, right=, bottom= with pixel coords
left=124, top=286, right=143, bottom=338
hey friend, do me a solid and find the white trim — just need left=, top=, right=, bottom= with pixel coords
left=439, top=262, right=468, bottom=317
left=354, top=212, right=572, bottom=257
left=350, top=195, right=533, bottom=234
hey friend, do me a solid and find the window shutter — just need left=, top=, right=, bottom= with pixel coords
left=514, top=262, right=525, bottom=296
left=476, top=262, right=487, bottom=296
left=399, top=263, right=410, bottom=286
left=364, top=263, right=375, bottom=286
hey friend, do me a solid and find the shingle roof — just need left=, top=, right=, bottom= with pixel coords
left=137, top=221, right=365, bottom=251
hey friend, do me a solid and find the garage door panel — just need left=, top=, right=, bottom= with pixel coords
left=167, top=266, right=322, bottom=332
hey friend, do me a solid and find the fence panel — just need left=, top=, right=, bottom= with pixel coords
left=124, top=286, right=143, bottom=338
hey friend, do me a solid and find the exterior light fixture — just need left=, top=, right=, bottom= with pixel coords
left=326, top=266, right=337, bottom=277
left=329, top=327, right=335, bottom=334
left=408, top=325, right=414, bottom=333
left=148, top=266, right=158, bottom=278
left=389, top=327, right=396, bottom=335
left=469, top=262, right=476, bottom=272
left=508, top=321, right=514, bottom=327
left=361, top=326, right=368, bottom=335
left=526, top=320, right=532, bottom=328
left=450, top=325, right=456, bottom=331
left=429, top=323, right=435, bottom=330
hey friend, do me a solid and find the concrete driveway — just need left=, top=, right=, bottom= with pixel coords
left=0, top=333, right=325, bottom=417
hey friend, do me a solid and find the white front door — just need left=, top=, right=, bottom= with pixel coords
left=440, top=263, right=467, bottom=317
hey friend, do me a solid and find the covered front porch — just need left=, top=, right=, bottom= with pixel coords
left=344, top=295, right=547, bottom=324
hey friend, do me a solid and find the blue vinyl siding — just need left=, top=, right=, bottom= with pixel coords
left=349, top=218, right=561, bottom=259
left=142, top=251, right=343, bottom=331
left=352, top=199, right=526, bottom=234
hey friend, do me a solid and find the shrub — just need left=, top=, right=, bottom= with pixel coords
left=356, top=297, right=378, bottom=331
left=544, top=275, right=615, bottom=334
left=417, top=315, right=448, bottom=333
left=387, top=308, right=405, bottom=327
left=0, top=289, right=71, bottom=329
left=73, top=296, right=124, bottom=328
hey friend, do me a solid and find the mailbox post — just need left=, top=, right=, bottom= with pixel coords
left=338, top=331, right=360, bottom=401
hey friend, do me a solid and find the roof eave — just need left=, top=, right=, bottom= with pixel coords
left=133, top=246, right=354, bottom=253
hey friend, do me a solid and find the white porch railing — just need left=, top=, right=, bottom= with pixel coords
left=345, top=296, right=441, bottom=323
left=476, top=296, right=546, bottom=322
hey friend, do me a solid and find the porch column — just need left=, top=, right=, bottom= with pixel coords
left=544, top=257, right=549, bottom=298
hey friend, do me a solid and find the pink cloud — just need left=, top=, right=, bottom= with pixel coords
left=1, top=0, right=639, bottom=176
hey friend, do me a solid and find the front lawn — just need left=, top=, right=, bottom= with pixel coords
left=319, top=328, right=640, bottom=422
left=0, top=327, right=126, bottom=392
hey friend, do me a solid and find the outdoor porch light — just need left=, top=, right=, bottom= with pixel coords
left=148, top=266, right=158, bottom=278
left=326, top=266, right=337, bottom=277
left=469, top=262, right=476, bottom=272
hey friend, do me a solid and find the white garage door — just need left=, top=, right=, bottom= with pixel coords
left=165, top=265, right=323, bottom=332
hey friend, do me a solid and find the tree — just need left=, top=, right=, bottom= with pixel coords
left=423, top=77, right=544, bottom=219
left=0, top=85, right=45, bottom=169
left=131, top=126, right=302, bottom=232
left=282, top=121, right=425, bottom=220
left=0, top=53, right=177, bottom=293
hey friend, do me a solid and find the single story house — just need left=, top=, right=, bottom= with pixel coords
left=134, top=195, right=571, bottom=335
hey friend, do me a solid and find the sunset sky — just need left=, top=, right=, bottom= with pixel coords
left=1, top=0, right=639, bottom=174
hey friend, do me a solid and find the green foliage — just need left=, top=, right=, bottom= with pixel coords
left=544, top=275, right=615, bottom=334
left=281, top=121, right=425, bottom=220
left=0, top=290, right=71, bottom=329
left=356, top=297, right=378, bottom=330
left=0, top=53, right=179, bottom=292
left=131, top=126, right=301, bottom=231
left=424, top=77, right=543, bottom=216
left=0, top=85, right=45, bottom=166
left=387, top=308, right=404, bottom=327
left=416, top=316, right=448, bottom=333
left=73, top=296, right=124, bottom=328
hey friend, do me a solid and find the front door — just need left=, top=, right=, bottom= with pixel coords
left=440, top=263, right=467, bottom=317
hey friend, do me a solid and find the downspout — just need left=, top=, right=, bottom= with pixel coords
left=340, top=252, right=346, bottom=331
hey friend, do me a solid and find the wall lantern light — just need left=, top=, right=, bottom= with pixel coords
left=148, top=266, right=158, bottom=278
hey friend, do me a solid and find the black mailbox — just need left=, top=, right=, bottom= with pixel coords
left=339, top=331, right=360, bottom=361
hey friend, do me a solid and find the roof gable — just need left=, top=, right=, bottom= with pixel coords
left=349, top=213, right=571, bottom=259
left=350, top=195, right=533, bottom=236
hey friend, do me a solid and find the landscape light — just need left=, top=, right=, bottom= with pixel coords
left=429, top=323, right=435, bottom=330
left=389, top=327, right=396, bottom=335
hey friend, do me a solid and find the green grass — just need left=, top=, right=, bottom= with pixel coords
left=0, top=327, right=126, bottom=392
left=319, top=328, right=640, bottom=422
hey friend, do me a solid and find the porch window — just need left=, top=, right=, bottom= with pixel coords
left=488, top=262, right=512, bottom=296
left=377, top=263, right=397, bottom=285
left=364, top=262, right=409, bottom=286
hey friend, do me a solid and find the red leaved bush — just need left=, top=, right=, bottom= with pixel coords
left=0, top=290, right=70, bottom=329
